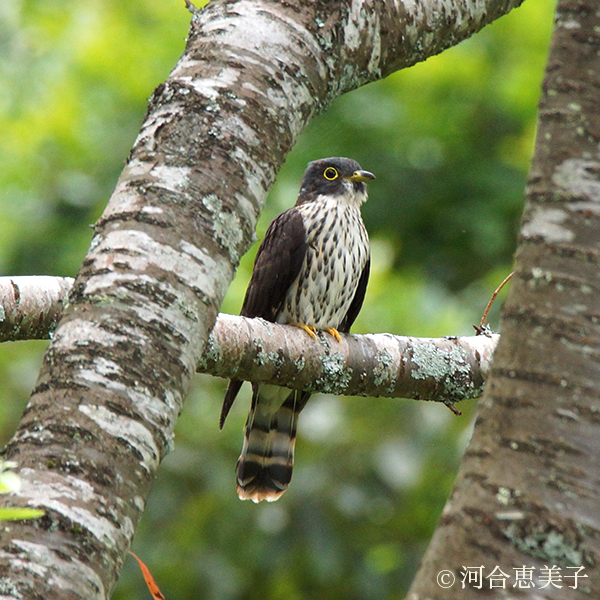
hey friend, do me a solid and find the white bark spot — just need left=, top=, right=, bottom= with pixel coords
left=91, top=357, right=122, bottom=377
left=149, top=165, right=192, bottom=193
left=84, top=229, right=229, bottom=304
left=37, top=316, right=179, bottom=443
left=553, top=158, right=600, bottom=208
left=175, top=67, right=240, bottom=100
left=345, top=0, right=370, bottom=51
left=521, top=208, right=574, bottom=243
left=16, top=470, right=130, bottom=550
left=7, top=540, right=105, bottom=599
left=121, top=158, right=153, bottom=180
left=341, top=0, right=383, bottom=77
left=213, top=114, right=260, bottom=146
left=192, top=0, right=320, bottom=137
left=133, top=105, right=183, bottom=152
left=201, top=194, right=245, bottom=262
left=78, top=404, right=160, bottom=473
left=74, top=367, right=179, bottom=431
left=101, top=159, right=155, bottom=219
left=19, top=470, right=98, bottom=503
left=141, top=206, right=164, bottom=215
left=51, top=318, right=129, bottom=351
left=231, top=147, right=267, bottom=202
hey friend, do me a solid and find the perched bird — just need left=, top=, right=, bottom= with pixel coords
left=221, top=157, right=374, bottom=502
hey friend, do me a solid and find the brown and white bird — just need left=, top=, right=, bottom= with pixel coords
left=220, top=157, right=374, bottom=502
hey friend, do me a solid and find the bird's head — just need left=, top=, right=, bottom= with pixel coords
left=296, top=157, right=375, bottom=206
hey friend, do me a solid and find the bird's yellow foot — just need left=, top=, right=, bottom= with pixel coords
left=324, top=327, right=342, bottom=343
left=292, top=323, right=318, bottom=340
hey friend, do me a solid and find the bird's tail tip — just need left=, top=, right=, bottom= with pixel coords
left=236, top=457, right=292, bottom=503
left=236, top=485, right=286, bottom=503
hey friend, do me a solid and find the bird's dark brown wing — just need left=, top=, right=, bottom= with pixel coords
left=240, top=207, right=307, bottom=321
left=220, top=207, right=308, bottom=428
left=338, top=257, right=370, bottom=334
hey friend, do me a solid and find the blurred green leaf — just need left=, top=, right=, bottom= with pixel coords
left=0, top=460, right=45, bottom=521
left=0, top=507, right=45, bottom=521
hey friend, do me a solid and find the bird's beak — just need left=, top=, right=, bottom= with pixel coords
left=348, top=170, right=375, bottom=182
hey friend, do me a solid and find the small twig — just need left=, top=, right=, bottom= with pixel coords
left=442, top=399, right=462, bottom=416
left=474, top=272, right=513, bottom=336
left=184, top=0, right=199, bottom=14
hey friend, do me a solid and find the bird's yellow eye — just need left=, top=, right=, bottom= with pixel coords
left=323, top=167, right=338, bottom=180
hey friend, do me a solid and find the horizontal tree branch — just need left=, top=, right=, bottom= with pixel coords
left=0, top=276, right=75, bottom=342
left=0, top=276, right=498, bottom=404
left=202, top=313, right=498, bottom=405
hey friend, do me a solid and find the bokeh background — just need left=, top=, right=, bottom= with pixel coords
left=0, top=0, right=555, bottom=597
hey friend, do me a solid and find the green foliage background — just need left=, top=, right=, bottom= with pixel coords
left=0, top=0, right=554, bottom=597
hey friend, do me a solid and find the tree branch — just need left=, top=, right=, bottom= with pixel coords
left=0, top=276, right=497, bottom=402
left=204, top=314, right=497, bottom=405
left=0, top=276, right=75, bottom=342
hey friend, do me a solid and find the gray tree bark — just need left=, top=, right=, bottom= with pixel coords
left=407, top=1, right=600, bottom=597
left=0, top=277, right=74, bottom=342
left=0, top=0, right=528, bottom=598
left=0, top=276, right=498, bottom=403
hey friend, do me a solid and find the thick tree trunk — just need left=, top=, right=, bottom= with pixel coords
left=407, top=1, right=600, bottom=597
left=0, top=0, right=526, bottom=598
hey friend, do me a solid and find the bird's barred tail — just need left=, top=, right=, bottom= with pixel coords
left=236, top=386, right=308, bottom=503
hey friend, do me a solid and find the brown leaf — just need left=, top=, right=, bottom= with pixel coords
left=129, top=551, right=166, bottom=600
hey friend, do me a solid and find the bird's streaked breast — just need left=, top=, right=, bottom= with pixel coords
left=279, top=195, right=369, bottom=329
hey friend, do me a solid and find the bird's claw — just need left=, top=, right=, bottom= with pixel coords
left=293, top=323, right=318, bottom=340
left=324, top=327, right=342, bottom=342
